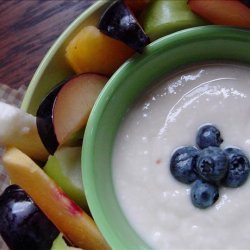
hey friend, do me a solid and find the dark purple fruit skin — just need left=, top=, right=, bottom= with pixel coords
left=98, top=0, right=150, bottom=53
left=240, top=0, right=250, bottom=7
left=36, top=81, right=64, bottom=155
left=0, top=185, right=59, bottom=250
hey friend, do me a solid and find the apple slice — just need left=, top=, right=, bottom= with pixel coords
left=0, top=101, right=48, bottom=161
left=2, top=147, right=110, bottom=250
left=44, top=146, right=88, bottom=210
left=188, top=0, right=250, bottom=28
left=141, top=0, right=207, bottom=41
left=51, top=233, right=82, bottom=250
left=36, top=73, right=108, bottom=154
left=51, top=234, right=69, bottom=250
left=98, top=0, right=150, bottom=53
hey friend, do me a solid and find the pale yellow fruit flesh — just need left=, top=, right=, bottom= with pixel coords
left=0, top=102, right=48, bottom=161
left=53, top=74, right=107, bottom=145
left=2, top=147, right=110, bottom=250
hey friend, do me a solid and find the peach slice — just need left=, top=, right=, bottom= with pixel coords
left=2, top=147, right=110, bottom=250
left=188, top=0, right=250, bottom=28
left=65, top=26, right=135, bottom=76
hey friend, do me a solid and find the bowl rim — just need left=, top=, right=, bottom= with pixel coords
left=83, top=25, right=250, bottom=249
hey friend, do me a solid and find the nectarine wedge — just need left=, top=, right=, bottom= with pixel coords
left=2, top=147, right=110, bottom=250
left=44, top=146, right=88, bottom=210
left=188, top=0, right=250, bottom=28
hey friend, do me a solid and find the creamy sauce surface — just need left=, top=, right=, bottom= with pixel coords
left=112, top=63, right=250, bottom=249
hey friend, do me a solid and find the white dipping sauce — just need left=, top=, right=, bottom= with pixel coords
left=112, top=63, right=250, bottom=249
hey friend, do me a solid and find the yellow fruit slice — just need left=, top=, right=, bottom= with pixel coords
left=2, top=147, right=110, bottom=250
left=65, top=26, right=134, bottom=76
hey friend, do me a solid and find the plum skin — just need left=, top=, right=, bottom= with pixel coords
left=36, top=82, right=63, bottom=155
left=0, top=185, right=59, bottom=250
left=98, top=0, right=150, bottom=53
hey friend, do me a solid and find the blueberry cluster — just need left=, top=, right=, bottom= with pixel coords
left=170, top=124, right=250, bottom=209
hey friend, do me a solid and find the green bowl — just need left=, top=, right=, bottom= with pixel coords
left=83, top=26, right=250, bottom=249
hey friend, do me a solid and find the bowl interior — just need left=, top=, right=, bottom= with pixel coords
left=83, top=26, right=250, bottom=249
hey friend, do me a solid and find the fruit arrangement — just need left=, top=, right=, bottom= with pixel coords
left=170, top=124, right=250, bottom=209
left=0, top=0, right=250, bottom=249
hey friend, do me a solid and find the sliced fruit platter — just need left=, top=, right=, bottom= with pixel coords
left=0, top=0, right=250, bottom=249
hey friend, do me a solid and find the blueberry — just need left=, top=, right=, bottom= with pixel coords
left=170, top=146, right=199, bottom=184
left=0, top=185, right=59, bottom=250
left=222, top=147, right=250, bottom=188
left=196, top=146, right=228, bottom=182
left=196, top=124, right=223, bottom=149
left=191, top=179, right=219, bottom=209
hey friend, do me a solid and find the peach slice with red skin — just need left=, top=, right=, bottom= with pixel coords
left=188, top=0, right=250, bottom=28
left=2, top=147, right=110, bottom=250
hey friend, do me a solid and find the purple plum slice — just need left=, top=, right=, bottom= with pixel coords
left=98, top=0, right=150, bottom=53
left=36, top=82, right=63, bottom=154
left=0, top=185, right=59, bottom=250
